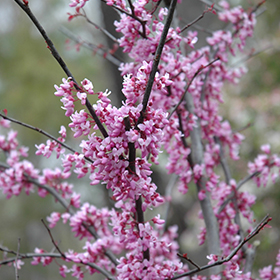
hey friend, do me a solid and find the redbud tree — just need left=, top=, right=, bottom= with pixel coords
left=0, top=0, right=279, bottom=279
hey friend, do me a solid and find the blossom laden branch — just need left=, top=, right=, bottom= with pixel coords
left=100, top=0, right=147, bottom=38
left=168, top=57, right=219, bottom=120
left=137, top=0, right=178, bottom=126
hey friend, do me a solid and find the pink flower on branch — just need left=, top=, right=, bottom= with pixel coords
left=1, top=0, right=277, bottom=279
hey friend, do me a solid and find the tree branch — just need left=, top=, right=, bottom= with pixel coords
left=170, top=215, right=271, bottom=280
left=184, top=79, right=220, bottom=275
left=124, top=116, right=150, bottom=261
left=13, top=0, right=108, bottom=139
left=168, top=58, right=219, bottom=120
left=137, top=0, right=178, bottom=126
left=0, top=247, right=116, bottom=280
left=60, top=27, right=122, bottom=67
left=0, top=112, right=93, bottom=164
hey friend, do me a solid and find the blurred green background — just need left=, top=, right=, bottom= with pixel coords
left=0, top=0, right=280, bottom=279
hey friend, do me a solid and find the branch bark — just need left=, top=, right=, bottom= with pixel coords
left=185, top=91, right=220, bottom=275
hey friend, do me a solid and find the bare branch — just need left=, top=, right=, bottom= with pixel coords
left=60, top=27, right=122, bottom=67
left=0, top=112, right=93, bottom=164
left=0, top=246, right=116, bottom=280
left=80, top=9, right=118, bottom=42
left=41, top=219, right=66, bottom=257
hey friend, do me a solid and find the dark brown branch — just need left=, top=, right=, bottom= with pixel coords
left=137, top=0, right=178, bottom=126
left=124, top=116, right=150, bottom=261
left=13, top=0, right=108, bottom=139
left=101, top=0, right=147, bottom=38
left=41, top=219, right=66, bottom=257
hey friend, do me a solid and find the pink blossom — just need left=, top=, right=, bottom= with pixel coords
left=207, top=254, right=219, bottom=264
left=13, top=259, right=24, bottom=269
left=47, top=212, right=61, bottom=228
left=31, top=248, right=53, bottom=266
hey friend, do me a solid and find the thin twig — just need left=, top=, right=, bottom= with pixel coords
left=0, top=112, right=93, bottom=164
left=218, top=171, right=260, bottom=214
left=165, top=5, right=214, bottom=45
left=13, top=0, right=108, bottom=139
left=151, top=0, right=163, bottom=14
left=60, top=27, right=122, bottom=67
left=0, top=247, right=116, bottom=280
left=168, top=57, right=219, bottom=120
left=170, top=215, right=271, bottom=280
left=41, top=219, right=66, bottom=257
left=80, top=9, right=118, bottom=42
left=230, top=45, right=273, bottom=68
left=199, top=0, right=222, bottom=12
left=15, top=238, right=20, bottom=280
left=177, top=253, right=200, bottom=270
